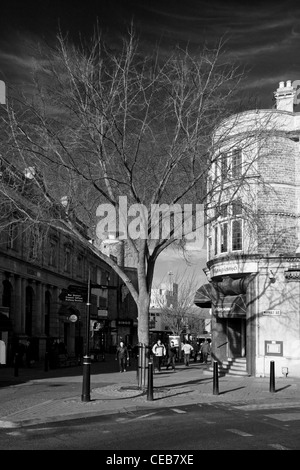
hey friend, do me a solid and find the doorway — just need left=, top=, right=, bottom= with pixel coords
left=226, top=318, right=246, bottom=358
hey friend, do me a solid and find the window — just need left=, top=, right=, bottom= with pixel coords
left=232, top=199, right=243, bottom=216
left=207, top=236, right=212, bottom=259
left=76, top=254, right=84, bottom=278
left=214, top=226, right=218, bottom=255
left=49, top=239, right=57, bottom=267
left=7, top=223, right=18, bottom=250
left=232, top=149, right=242, bottom=178
left=28, top=226, right=42, bottom=260
left=232, top=219, right=243, bottom=251
left=220, top=223, right=228, bottom=253
left=64, top=246, right=71, bottom=272
left=220, top=204, right=228, bottom=218
left=221, top=153, right=229, bottom=180
left=219, top=148, right=242, bottom=181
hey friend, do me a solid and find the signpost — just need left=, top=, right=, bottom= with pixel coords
left=81, top=272, right=91, bottom=402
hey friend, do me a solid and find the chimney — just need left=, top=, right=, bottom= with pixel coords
left=274, top=80, right=295, bottom=112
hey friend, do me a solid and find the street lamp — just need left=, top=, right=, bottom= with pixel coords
left=81, top=269, right=91, bottom=402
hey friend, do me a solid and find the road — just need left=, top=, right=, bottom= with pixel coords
left=0, top=401, right=299, bottom=452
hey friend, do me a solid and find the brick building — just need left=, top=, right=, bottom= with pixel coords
left=195, top=80, right=300, bottom=378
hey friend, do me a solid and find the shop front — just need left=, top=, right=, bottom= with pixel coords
left=194, top=256, right=259, bottom=372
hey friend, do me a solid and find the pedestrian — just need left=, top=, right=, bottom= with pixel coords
left=152, top=339, right=166, bottom=372
left=25, top=338, right=34, bottom=368
left=181, top=341, right=194, bottom=367
left=193, top=342, right=199, bottom=363
left=166, top=340, right=177, bottom=372
left=115, top=341, right=129, bottom=372
left=201, top=339, right=211, bottom=364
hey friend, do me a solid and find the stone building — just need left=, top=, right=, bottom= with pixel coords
left=195, top=80, right=300, bottom=378
left=0, top=165, right=138, bottom=365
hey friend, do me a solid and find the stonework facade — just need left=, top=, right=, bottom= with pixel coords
left=195, top=81, right=300, bottom=378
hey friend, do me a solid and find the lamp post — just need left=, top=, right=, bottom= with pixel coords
left=81, top=269, right=91, bottom=402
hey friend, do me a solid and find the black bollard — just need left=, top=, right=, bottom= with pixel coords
left=44, top=351, right=49, bottom=372
left=14, top=353, right=19, bottom=377
left=213, top=361, right=219, bottom=395
left=269, top=360, right=275, bottom=393
left=81, top=355, right=91, bottom=402
left=147, top=361, right=154, bottom=401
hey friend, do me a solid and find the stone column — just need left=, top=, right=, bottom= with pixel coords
left=13, top=275, right=22, bottom=334
left=21, top=278, right=26, bottom=334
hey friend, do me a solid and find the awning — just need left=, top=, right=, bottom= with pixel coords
left=214, top=294, right=247, bottom=318
left=194, top=283, right=214, bottom=307
left=0, top=313, right=12, bottom=331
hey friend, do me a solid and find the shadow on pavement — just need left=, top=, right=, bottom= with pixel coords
left=218, top=386, right=246, bottom=395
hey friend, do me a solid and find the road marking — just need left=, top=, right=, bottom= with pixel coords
left=233, top=402, right=300, bottom=411
left=265, top=412, right=300, bottom=421
left=172, top=408, right=187, bottom=414
left=269, top=443, right=290, bottom=450
left=135, top=412, right=158, bottom=419
left=227, top=429, right=253, bottom=437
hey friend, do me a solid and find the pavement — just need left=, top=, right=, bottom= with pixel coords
left=0, top=354, right=299, bottom=428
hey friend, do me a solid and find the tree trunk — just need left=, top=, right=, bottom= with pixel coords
left=137, top=289, right=151, bottom=389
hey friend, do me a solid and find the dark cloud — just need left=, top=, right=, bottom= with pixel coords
left=1, top=0, right=300, bottom=106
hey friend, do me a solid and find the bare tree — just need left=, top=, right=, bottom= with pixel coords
left=152, top=269, right=210, bottom=337
left=0, top=25, right=261, bottom=367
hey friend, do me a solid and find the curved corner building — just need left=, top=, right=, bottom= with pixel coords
left=195, top=80, right=300, bottom=377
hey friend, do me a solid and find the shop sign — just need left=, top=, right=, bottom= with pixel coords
left=65, top=293, right=85, bottom=302
left=69, top=314, right=78, bottom=323
left=117, top=319, right=132, bottom=326
left=210, top=261, right=258, bottom=277
left=98, top=310, right=108, bottom=318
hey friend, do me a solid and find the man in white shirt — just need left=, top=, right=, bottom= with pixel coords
left=152, top=339, right=166, bottom=372
left=181, top=342, right=194, bottom=367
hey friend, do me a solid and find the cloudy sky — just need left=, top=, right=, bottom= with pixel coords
left=1, top=0, right=300, bottom=286
left=1, top=0, right=300, bottom=106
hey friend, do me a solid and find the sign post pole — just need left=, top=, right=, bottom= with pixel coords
left=81, top=269, right=91, bottom=402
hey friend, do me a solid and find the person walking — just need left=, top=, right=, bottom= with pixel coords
left=181, top=341, right=194, bottom=367
left=201, top=339, right=211, bottom=364
left=116, top=341, right=129, bottom=372
left=166, top=340, right=177, bottom=372
left=152, top=339, right=166, bottom=372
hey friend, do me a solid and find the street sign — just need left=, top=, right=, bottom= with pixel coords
left=65, top=293, right=85, bottom=303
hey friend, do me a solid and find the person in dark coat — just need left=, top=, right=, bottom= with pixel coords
left=166, top=341, right=177, bottom=371
left=115, top=341, right=129, bottom=372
